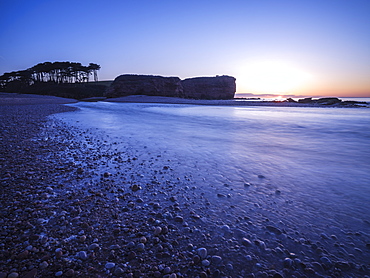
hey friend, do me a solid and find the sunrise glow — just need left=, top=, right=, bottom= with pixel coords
left=237, top=60, right=314, bottom=95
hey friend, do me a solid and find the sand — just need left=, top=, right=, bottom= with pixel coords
left=0, top=92, right=78, bottom=105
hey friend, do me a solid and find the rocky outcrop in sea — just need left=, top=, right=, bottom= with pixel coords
left=104, top=75, right=236, bottom=100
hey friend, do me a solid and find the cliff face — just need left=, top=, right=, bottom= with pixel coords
left=181, top=76, right=236, bottom=100
left=105, top=75, right=184, bottom=98
left=105, top=75, right=236, bottom=100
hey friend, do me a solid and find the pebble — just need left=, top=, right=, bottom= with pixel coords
left=55, top=271, right=63, bottom=277
left=137, top=243, right=145, bottom=251
left=154, top=226, right=162, bottom=235
left=266, top=225, right=282, bottom=235
left=127, top=241, right=135, bottom=249
left=221, top=225, right=230, bottom=234
left=320, top=256, right=332, bottom=268
left=211, top=255, right=222, bottom=265
left=226, top=263, right=233, bottom=271
left=114, top=267, right=125, bottom=276
left=105, top=262, right=115, bottom=269
left=77, top=251, right=88, bottom=260
left=22, top=269, right=37, bottom=278
left=174, top=215, right=184, bottom=223
left=17, top=250, right=29, bottom=259
left=7, top=273, right=19, bottom=278
left=197, top=247, right=207, bottom=259
left=283, top=258, right=293, bottom=268
left=88, top=243, right=100, bottom=251
left=64, top=269, right=74, bottom=277
left=39, top=261, right=49, bottom=269
left=202, top=259, right=210, bottom=266
left=242, top=237, right=252, bottom=247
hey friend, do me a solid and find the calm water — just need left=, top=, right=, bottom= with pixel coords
left=57, top=102, right=370, bottom=234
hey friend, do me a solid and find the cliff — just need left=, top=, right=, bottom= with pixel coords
left=181, top=76, right=236, bottom=99
left=105, top=75, right=236, bottom=100
left=104, top=75, right=184, bottom=98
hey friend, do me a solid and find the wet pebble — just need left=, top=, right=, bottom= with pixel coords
left=88, top=243, right=100, bottom=251
left=55, top=271, right=63, bottom=277
left=197, top=247, right=207, bottom=259
left=174, top=215, right=183, bottom=223
left=154, top=226, right=162, bottom=236
left=283, top=258, right=293, bottom=268
left=226, top=263, right=233, bottom=271
left=64, top=269, right=74, bottom=277
left=137, top=243, right=145, bottom=251
left=211, top=255, right=222, bottom=265
left=242, top=237, right=252, bottom=247
left=202, top=259, right=210, bottom=266
left=77, top=251, right=88, bottom=260
left=7, top=273, right=19, bottom=278
left=105, top=262, right=115, bottom=269
left=266, top=225, right=282, bottom=235
left=114, top=267, right=125, bottom=276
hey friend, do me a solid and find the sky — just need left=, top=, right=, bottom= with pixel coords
left=1, top=0, right=370, bottom=98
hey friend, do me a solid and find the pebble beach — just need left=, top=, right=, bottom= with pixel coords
left=1, top=94, right=369, bottom=278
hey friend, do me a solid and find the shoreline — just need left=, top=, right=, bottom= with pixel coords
left=1, top=92, right=368, bottom=108
left=105, top=95, right=369, bottom=108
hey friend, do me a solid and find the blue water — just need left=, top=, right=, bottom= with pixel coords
left=57, top=102, right=370, bottom=235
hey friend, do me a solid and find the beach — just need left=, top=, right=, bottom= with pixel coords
left=1, top=94, right=369, bottom=278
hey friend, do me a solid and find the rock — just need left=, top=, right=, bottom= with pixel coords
left=22, top=269, right=37, bottom=278
left=39, top=261, right=49, bottom=269
left=202, top=259, right=210, bottom=266
left=105, top=75, right=184, bottom=98
left=105, top=262, right=115, bottom=269
left=320, top=256, right=332, bottom=268
left=174, top=215, right=183, bottom=223
left=154, top=226, right=162, bottom=236
left=266, top=225, right=282, bottom=235
left=137, top=243, right=145, bottom=251
left=283, top=258, right=293, bottom=268
left=200, top=272, right=208, bottom=278
left=64, top=269, right=75, bottom=277
left=88, top=243, right=100, bottom=251
left=55, top=271, right=63, bottom=277
left=114, top=267, right=125, bottom=276
left=197, top=247, right=207, bottom=259
left=17, top=250, right=29, bottom=259
left=77, top=251, right=88, bottom=260
left=105, top=74, right=236, bottom=100
left=7, top=273, right=19, bottom=278
left=241, top=237, right=252, bottom=247
left=335, top=261, right=351, bottom=270
left=181, top=76, right=236, bottom=99
left=226, top=263, right=233, bottom=271
left=211, top=255, right=222, bottom=265
left=130, top=184, right=141, bottom=191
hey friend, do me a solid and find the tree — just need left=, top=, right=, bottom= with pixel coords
left=0, top=61, right=101, bottom=89
left=88, top=63, right=101, bottom=82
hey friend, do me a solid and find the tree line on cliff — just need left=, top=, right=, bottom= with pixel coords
left=0, top=61, right=101, bottom=90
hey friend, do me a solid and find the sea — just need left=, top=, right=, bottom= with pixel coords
left=55, top=102, right=370, bottom=239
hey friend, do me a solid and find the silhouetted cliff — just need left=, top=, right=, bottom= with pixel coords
left=105, top=75, right=236, bottom=100
left=181, top=76, right=236, bottom=99
left=105, top=75, right=184, bottom=98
